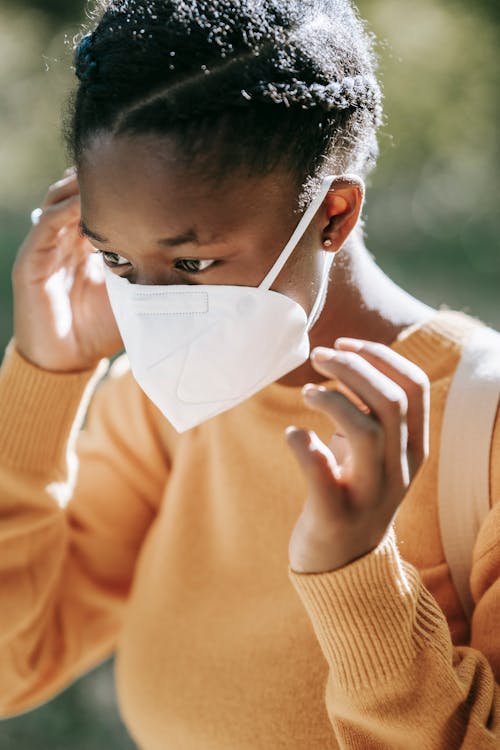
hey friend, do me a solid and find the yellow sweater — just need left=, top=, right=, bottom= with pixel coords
left=0, top=308, right=498, bottom=749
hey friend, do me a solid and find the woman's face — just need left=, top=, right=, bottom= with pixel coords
left=77, top=132, right=328, bottom=317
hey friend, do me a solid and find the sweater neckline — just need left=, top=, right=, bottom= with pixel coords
left=251, top=307, right=483, bottom=413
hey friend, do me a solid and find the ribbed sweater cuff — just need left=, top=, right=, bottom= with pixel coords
left=288, top=524, right=449, bottom=694
left=0, top=340, right=109, bottom=474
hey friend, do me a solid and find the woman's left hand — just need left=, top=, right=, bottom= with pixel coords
left=287, top=338, right=430, bottom=574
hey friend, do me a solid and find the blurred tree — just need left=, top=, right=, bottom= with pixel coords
left=1, top=0, right=82, bottom=22
left=357, top=0, right=500, bottom=329
left=6, top=0, right=500, bottom=28
left=449, top=0, right=500, bottom=24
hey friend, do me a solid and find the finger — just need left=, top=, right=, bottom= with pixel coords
left=14, top=194, right=82, bottom=281
left=334, top=338, right=430, bottom=474
left=57, top=221, right=92, bottom=266
left=326, top=376, right=372, bottom=415
left=41, top=172, right=79, bottom=209
left=329, top=431, right=351, bottom=467
left=310, top=350, right=409, bottom=483
left=285, top=427, right=348, bottom=522
left=302, top=385, right=385, bottom=498
left=29, top=194, right=81, bottom=246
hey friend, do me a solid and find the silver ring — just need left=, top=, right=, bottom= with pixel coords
left=30, top=207, right=43, bottom=226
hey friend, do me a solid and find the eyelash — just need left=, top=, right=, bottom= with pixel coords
left=96, top=250, right=217, bottom=275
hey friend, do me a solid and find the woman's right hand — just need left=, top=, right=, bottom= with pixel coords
left=12, top=168, right=123, bottom=372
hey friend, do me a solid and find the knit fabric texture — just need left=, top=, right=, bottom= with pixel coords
left=0, top=308, right=498, bottom=748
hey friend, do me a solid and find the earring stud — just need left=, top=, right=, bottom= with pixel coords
left=323, top=238, right=333, bottom=247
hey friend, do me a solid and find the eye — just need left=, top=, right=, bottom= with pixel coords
left=98, top=250, right=131, bottom=268
left=174, top=258, right=216, bottom=274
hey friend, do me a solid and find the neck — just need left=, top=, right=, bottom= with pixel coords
left=278, top=229, right=436, bottom=387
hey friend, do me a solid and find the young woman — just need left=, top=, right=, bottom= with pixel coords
left=0, top=1, right=498, bottom=748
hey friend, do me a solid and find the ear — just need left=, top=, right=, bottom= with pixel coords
left=320, top=174, right=365, bottom=251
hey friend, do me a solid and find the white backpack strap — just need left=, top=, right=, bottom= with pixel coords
left=438, top=324, right=500, bottom=622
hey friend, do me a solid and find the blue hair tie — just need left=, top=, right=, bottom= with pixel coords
left=75, top=33, right=99, bottom=84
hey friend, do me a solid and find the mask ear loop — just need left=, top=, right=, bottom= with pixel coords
left=305, top=251, right=336, bottom=332
left=258, top=174, right=336, bottom=291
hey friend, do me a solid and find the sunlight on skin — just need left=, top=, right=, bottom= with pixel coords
left=42, top=234, right=105, bottom=340
left=44, top=266, right=73, bottom=339
left=86, top=250, right=106, bottom=283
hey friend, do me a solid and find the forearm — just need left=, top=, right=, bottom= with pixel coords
left=0, top=342, right=110, bottom=714
left=288, top=525, right=500, bottom=749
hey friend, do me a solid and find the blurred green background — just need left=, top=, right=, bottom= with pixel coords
left=0, top=0, right=498, bottom=748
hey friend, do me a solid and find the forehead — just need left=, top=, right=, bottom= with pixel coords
left=77, top=133, right=299, bottom=243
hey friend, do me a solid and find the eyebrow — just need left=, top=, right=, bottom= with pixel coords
left=79, top=219, right=201, bottom=248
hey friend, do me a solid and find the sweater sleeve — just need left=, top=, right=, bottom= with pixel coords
left=0, top=341, right=169, bottom=718
left=287, top=416, right=500, bottom=749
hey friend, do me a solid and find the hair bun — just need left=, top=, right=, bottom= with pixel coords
left=75, top=33, right=99, bottom=84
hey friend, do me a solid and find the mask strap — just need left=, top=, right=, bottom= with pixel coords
left=305, top=250, right=335, bottom=332
left=258, top=174, right=336, bottom=291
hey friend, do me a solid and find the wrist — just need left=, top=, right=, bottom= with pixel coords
left=12, top=339, right=103, bottom=374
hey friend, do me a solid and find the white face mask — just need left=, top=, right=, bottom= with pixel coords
left=104, top=174, right=336, bottom=432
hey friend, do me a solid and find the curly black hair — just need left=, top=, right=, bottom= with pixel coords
left=63, top=0, right=383, bottom=210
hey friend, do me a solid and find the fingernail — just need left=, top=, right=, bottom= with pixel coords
left=302, top=383, right=326, bottom=399
left=30, top=207, right=43, bottom=226
left=334, top=337, right=363, bottom=351
left=285, top=425, right=305, bottom=445
left=311, top=347, right=337, bottom=363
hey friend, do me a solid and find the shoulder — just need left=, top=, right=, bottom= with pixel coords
left=431, top=311, right=500, bottom=506
left=435, top=313, right=500, bottom=579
